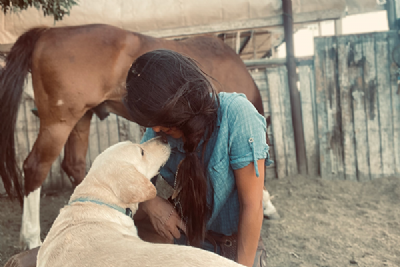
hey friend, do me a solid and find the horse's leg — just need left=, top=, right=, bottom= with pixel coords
left=20, top=112, right=87, bottom=249
left=20, top=187, right=42, bottom=250
left=62, top=110, right=94, bottom=186
left=19, top=110, right=93, bottom=249
left=20, top=109, right=93, bottom=249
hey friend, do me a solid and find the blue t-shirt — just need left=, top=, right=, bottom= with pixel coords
left=140, top=92, right=272, bottom=240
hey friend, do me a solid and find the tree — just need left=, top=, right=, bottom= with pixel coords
left=0, top=0, right=78, bottom=21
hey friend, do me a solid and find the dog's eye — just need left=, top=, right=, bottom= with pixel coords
left=141, top=148, right=144, bottom=156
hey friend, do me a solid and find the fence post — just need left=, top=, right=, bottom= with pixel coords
left=282, top=0, right=307, bottom=175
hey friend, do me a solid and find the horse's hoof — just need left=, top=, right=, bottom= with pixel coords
left=19, top=236, right=42, bottom=251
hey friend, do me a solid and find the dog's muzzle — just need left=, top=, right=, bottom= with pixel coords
left=158, top=132, right=168, bottom=144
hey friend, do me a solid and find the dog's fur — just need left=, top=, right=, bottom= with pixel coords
left=36, top=137, right=244, bottom=267
left=263, top=188, right=280, bottom=220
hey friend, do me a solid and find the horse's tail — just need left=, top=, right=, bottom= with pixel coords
left=0, top=27, right=48, bottom=205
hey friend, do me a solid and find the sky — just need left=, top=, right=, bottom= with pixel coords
left=277, top=10, right=389, bottom=57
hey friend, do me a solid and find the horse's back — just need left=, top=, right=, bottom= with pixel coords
left=151, top=35, right=263, bottom=113
left=31, top=24, right=137, bottom=107
left=34, top=24, right=130, bottom=54
left=33, top=24, right=134, bottom=74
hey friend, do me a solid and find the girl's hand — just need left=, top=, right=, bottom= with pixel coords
left=140, top=196, right=186, bottom=240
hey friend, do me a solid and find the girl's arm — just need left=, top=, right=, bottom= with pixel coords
left=234, top=159, right=265, bottom=267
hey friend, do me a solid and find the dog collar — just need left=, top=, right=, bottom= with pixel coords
left=69, top=197, right=133, bottom=218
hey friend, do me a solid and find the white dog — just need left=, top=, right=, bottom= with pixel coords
left=36, top=137, right=244, bottom=267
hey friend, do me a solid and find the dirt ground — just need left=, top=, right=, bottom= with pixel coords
left=1, top=174, right=399, bottom=267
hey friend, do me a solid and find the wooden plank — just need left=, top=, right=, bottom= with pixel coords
left=59, top=147, right=72, bottom=190
left=15, top=101, right=30, bottom=188
left=255, top=73, right=273, bottom=159
left=117, top=117, right=130, bottom=142
left=388, top=33, right=400, bottom=175
left=299, top=63, right=319, bottom=176
left=251, top=70, right=270, bottom=115
left=117, top=116, right=143, bottom=144
left=88, top=116, right=100, bottom=166
left=362, top=34, right=381, bottom=180
left=245, top=57, right=314, bottom=69
left=266, top=68, right=287, bottom=179
left=314, top=37, right=331, bottom=179
left=279, top=66, right=297, bottom=177
left=85, top=145, right=91, bottom=174
left=325, top=37, right=345, bottom=179
left=376, top=34, right=396, bottom=176
left=323, top=37, right=336, bottom=179
left=309, top=63, right=319, bottom=176
left=251, top=69, right=276, bottom=180
left=349, top=35, right=370, bottom=182
left=107, top=114, right=120, bottom=147
left=315, top=37, right=346, bottom=180
left=97, top=116, right=110, bottom=154
left=337, top=36, right=357, bottom=181
left=129, top=121, right=143, bottom=144
left=264, top=146, right=277, bottom=180
left=266, top=67, right=297, bottom=178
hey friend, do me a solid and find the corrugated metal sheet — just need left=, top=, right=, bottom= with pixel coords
left=0, top=0, right=384, bottom=44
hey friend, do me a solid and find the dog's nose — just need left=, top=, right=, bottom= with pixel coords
left=160, top=133, right=168, bottom=144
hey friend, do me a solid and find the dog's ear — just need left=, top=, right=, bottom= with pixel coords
left=107, top=161, right=157, bottom=204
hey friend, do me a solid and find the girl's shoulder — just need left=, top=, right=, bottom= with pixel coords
left=217, top=92, right=266, bottom=129
left=218, top=92, right=259, bottom=117
left=217, top=92, right=251, bottom=111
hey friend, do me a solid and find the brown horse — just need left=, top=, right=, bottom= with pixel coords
left=0, top=24, right=268, bottom=249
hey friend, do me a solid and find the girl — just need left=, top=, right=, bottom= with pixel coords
left=124, top=49, right=271, bottom=267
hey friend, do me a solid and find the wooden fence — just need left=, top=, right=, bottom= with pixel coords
left=259, top=31, right=400, bottom=181
left=314, top=31, right=400, bottom=181
left=1, top=31, right=399, bottom=193
left=251, top=31, right=400, bottom=181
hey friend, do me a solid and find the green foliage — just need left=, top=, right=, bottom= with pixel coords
left=0, top=0, right=78, bottom=21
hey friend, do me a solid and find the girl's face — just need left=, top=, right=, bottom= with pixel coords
left=152, top=126, right=184, bottom=139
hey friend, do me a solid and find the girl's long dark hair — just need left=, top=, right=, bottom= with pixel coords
left=124, top=49, right=219, bottom=246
